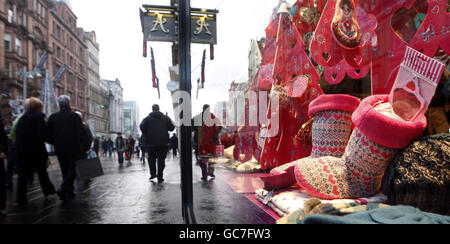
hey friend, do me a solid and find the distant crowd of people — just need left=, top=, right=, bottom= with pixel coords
left=0, top=97, right=227, bottom=216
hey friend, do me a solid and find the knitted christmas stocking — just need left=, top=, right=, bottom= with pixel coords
left=262, top=94, right=361, bottom=190
left=293, top=95, right=427, bottom=199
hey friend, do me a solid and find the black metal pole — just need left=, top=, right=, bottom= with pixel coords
left=178, top=0, right=196, bottom=224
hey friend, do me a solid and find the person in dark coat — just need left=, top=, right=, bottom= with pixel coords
left=93, top=137, right=100, bottom=157
left=0, top=114, right=9, bottom=215
left=140, top=104, right=175, bottom=183
left=75, top=111, right=93, bottom=161
left=6, top=115, right=20, bottom=190
left=15, top=98, right=55, bottom=206
left=101, top=136, right=107, bottom=157
left=46, top=95, right=89, bottom=203
left=115, top=133, right=126, bottom=166
left=170, top=133, right=179, bottom=158
left=139, top=136, right=147, bottom=165
left=106, top=137, right=114, bottom=157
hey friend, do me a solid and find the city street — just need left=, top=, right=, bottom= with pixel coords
left=0, top=154, right=271, bottom=224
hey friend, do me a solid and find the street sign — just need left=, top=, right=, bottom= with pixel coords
left=140, top=6, right=218, bottom=45
left=191, top=14, right=217, bottom=44
left=141, top=8, right=177, bottom=43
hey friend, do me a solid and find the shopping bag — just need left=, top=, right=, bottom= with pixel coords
left=75, top=157, right=104, bottom=181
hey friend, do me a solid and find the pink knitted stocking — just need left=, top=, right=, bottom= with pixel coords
left=293, top=95, right=427, bottom=199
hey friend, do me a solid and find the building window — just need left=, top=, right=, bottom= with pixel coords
left=56, top=25, right=61, bottom=39
left=8, top=9, right=13, bottom=23
left=22, top=14, right=27, bottom=27
left=56, top=46, right=61, bottom=58
left=4, top=34, right=12, bottom=52
left=15, top=38, right=22, bottom=56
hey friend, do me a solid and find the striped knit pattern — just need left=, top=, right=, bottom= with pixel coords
left=294, top=128, right=398, bottom=199
left=310, top=110, right=353, bottom=158
left=270, top=110, right=353, bottom=176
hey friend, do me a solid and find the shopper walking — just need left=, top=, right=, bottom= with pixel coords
left=0, top=114, right=8, bottom=215
left=107, top=137, right=114, bottom=158
left=15, top=98, right=55, bottom=206
left=115, top=133, right=126, bottom=166
left=6, top=115, right=22, bottom=190
left=170, top=133, right=179, bottom=158
left=193, top=104, right=222, bottom=182
left=92, top=137, right=100, bottom=157
left=46, top=95, right=89, bottom=203
left=101, top=136, right=107, bottom=157
left=126, top=135, right=135, bottom=161
left=75, top=111, right=93, bottom=160
left=139, top=136, right=147, bottom=165
left=140, top=104, right=175, bottom=183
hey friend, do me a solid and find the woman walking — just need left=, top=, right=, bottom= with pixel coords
left=15, top=98, right=55, bottom=206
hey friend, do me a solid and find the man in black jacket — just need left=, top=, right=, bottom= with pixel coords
left=46, top=95, right=89, bottom=202
left=140, top=104, right=175, bottom=183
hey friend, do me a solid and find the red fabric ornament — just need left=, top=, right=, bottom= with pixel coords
left=310, top=0, right=376, bottom=84
left=260, top=12, right=323, bottom=170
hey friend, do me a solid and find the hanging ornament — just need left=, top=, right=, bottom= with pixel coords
left=410, top=0, right=450, bottom=57
left=331, top=0, right=362, bottom=49
left=292, top=0, right=326, bottom=36
left=260, top=7, right=323, bottom=170
left=310, top=0, right=376, bottom=85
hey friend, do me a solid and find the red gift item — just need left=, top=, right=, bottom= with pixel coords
left=260, top=10, right=323, bottom=170
left=359, top=0, right=449, bottom=95
left=310, top=0, right=375, bottom=84
left=292, top=0, right=326, bottom=36
left=331, top=0, right=362, bottom=49
left=410, top=0, right=450, bottom=59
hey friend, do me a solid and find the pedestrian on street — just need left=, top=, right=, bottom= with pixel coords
left=115, top=132, right=126, bottom=166
left=192, top=104, right=222, bottom=182
left=15, top=98, right=56, bottom=206
left=93, top=137, right=100, bottom=157
left=139, top=136, right=147, bottom=165
left=75, top=111, right=93, bottom=161
left=126, top=135, right=135, bottom=161
left=0, top=114, right=9, bottom=216
left=46, top=95, right=89, bottom=203
left=107, top=137, right=114, bottom=158
left=170, top=133, right=179, bottom=158
left=6, top=115, right=22, bottom=190
left=135, top=143, right=140, bottom=159
left=101, top=136, right=107, bottom=157
left=140, top=104, right=175, bottom=183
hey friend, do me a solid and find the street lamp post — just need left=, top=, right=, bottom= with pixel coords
left=19, top=69, right=42, bottom=100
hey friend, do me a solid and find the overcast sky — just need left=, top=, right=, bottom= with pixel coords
left=70, top=0, right=296, bottom=121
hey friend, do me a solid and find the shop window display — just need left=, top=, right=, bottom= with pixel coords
left=218, top=0, right=449, bottom=223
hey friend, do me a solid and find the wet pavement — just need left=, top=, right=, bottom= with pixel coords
left=0, top=154, right=272, bottom=224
